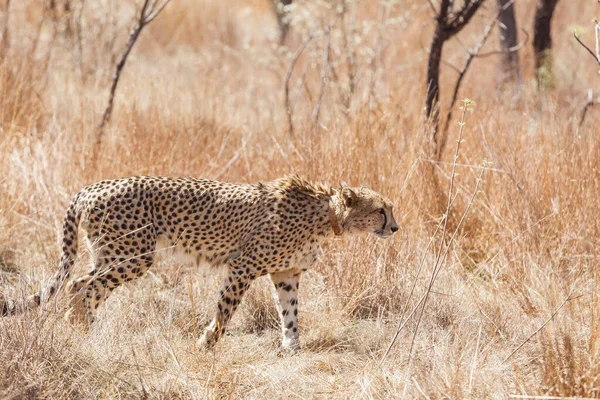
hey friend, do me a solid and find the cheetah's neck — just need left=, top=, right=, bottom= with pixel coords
left=327, top=193, right=349, bottom=237
left=328, top=198, right=343, bottom=236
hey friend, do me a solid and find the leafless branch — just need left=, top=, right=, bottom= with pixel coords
left=573, top=20, right=600, bottom=128
left=579, top=89, right=600, bottom=127
left=447, top=0, right=486, bottom=35
left=284, top=32, right=316, bottom=140
left=74, top=0, right=85, bottom=81
left=366, top=1, right=391, bottom=127
left=436, top=0, right=450, bottom=24
left=503, top=286, right=577, bottom=363
left=441, top=59, right=461, bottom=74
left=284, top=15, right=339, bottom=140
left=312, top=27, right=331, bottom=129
left=338, top=0, right=357, bottom=112
left=424, top=0, right=485, bottom=153
left=400, top=104, right=484, bottom=396
left=477, top=28, right=529, bottom=58
left=94, top=0, right=171, bottom=162
left=380, top=219, right=445, bottom=364
left=144, top=0, right=170, bottom=22
left=573, top=24, right=600, bottom=66
left=427, top=0, right=439, bottom=16
left=292, top=59, right=313, bottom=104
left=441, top=5, right=502, bottom=155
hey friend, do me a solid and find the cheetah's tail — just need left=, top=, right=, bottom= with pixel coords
left=1, top=196, right=82, bottom=316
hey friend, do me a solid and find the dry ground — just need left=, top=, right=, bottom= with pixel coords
left=1, top=0, right=599, bottom=398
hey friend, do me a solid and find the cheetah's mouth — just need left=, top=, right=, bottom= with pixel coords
left=374, top=210, right=389, bottom=238
left=375, top=231, right=394, bottom=239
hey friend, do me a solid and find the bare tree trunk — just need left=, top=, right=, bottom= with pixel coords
left=425, top=26, right=446, bottom=147
left=497, top=0, right=520, bottom=88
left=423, top=0, right=485, bottom=156
left=533, top=0, right=559, bottom=89
left=272, top=0, right=293, bottom=44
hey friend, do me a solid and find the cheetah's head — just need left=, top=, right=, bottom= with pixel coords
left=331, top=186, right=398, bottom=239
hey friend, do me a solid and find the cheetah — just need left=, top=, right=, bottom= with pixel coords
left=1, top=175, right=398, bottom=350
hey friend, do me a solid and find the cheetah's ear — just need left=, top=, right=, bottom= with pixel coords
left=341, top=187, right=358, bottom=207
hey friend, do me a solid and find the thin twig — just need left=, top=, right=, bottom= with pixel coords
left=573, top=27, right=600, bottom=66
left=441, top=59, right=462, bottom=74
left=338, top=0, right=357, bottom=112
left=94, top=0, right=171, bottom=164
left=130, top=346, right=149, bottom=398
left=573, top=21, right=600, bottom=127
left=379, top=220, right=445, bottom=364
left=579, top=89, right=600, bottom=127
left=468, top=324, right=483, bottom=393
left=476, top=28, right=529, bottom=58
left=503, top=286, right=577, bottom=363
left=401, top=100, right=481, bottom=398
left=284, top=32, right=316, bottom=141
left=441, top=3, right=522, bottom=148
left=427, top=0, right=439, bottom=16
left=312, top=27, right=331, bottom=129
left=422, top=159, right=509, bottom=174
left=424, top=0, right=485, bottom=153
left=365, top=1, right=391, bottom=128
left=284, top=15, right=339, bottom=141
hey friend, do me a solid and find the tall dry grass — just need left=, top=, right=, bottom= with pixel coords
left=0, top=0, right=599, bottom=398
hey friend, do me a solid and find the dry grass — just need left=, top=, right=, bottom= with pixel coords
left=1, top=0, right=599, bottom=398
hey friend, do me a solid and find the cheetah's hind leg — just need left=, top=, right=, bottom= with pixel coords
left=64, top=274, right=94, bottom=327
left=64, top=256, right=155, bottom=328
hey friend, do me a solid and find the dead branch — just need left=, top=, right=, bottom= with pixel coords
left=573, top=22, right=600, bottom=66
left=94, top=0, right=171, bottom=162
left=293, top=59, right=313, bottom=104
left=427, top=0, right=438, bottom=16
left=573, top=20, right=600, bottom=127
left=284, top=32, right=316, bottom=141
left=312, top=27, right=331, bottom=129
left=503, top=287, right=577, bottom=363
left=284, top=16, right=339, bottom=141
left=424, top=0, right=485, bottom=156
left=476, top=28, right=529, bottom=58
left=338, top=0, right=357, bottom=112
left=441, top=3, right=525, bottom=153
left=366, top=1, right=391, bottom=128
left=579, top=89, right=600, bottom=127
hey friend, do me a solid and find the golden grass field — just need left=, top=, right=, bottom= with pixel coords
left=1, top=0, right=599, bottom=398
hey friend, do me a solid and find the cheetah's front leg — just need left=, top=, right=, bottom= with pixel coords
left=270, top=270, right=301, bottom=351
left=198, top=270, right=254, bottom=349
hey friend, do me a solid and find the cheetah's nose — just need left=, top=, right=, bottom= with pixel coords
left=391, top=226, right=399, bottom=233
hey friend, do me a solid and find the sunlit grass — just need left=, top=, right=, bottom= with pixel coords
left=1, top=0, right=599, bottom=398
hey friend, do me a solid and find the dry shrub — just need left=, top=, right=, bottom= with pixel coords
left=538, top=329, right=600, bottom=397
